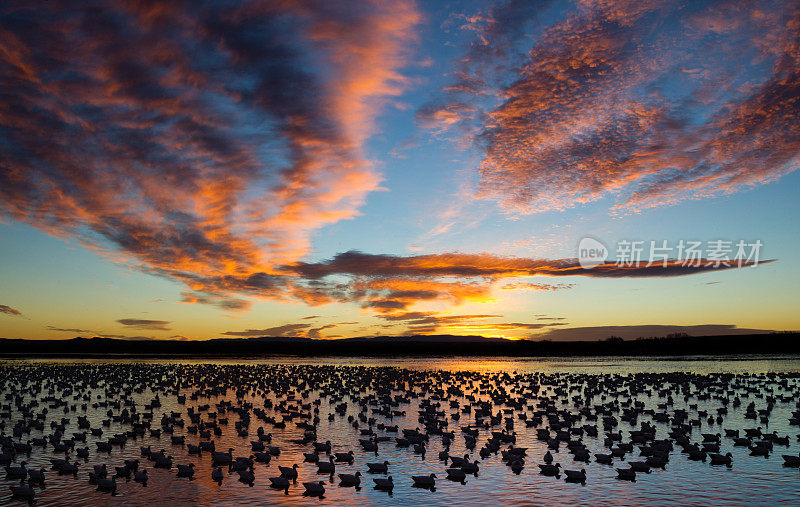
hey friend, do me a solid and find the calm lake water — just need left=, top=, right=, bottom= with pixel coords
left=2, top=355, right=799, bottom=506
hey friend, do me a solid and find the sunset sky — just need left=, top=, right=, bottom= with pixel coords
left=1, top=0, right=799, bottom=341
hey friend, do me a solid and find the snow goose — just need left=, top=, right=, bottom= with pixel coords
left=366, top=460, right=390, bottom=473
left=373, top=476, right=393, bottom=491
left=279, top=463, right=299, bottom=481
left=303, top=481, right=325, bottom=496
left=564, top=468, right=586, bottom=483
left=338, top=471, right=362, bottom=486
left=411, top=473, right=436, bottom=488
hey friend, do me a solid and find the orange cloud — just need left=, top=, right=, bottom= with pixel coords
left=0, top=0, right=420, bottom=302
left=273, top=251, right=767, bottom=324
left=116, top=249, right=769, bottom=325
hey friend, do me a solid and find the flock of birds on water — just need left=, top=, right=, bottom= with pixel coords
left=1, top=362, right=800, bottom=503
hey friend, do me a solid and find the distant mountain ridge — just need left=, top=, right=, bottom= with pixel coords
left=0, top=332, right=798, bottom=357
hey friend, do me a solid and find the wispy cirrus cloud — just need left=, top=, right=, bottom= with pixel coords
left=384, top=312, right=567, bottom=335
left=221, top=313, right=564, bottom=338
left=47, top=325, right=93, bottom=333
left=117, top=319, right=171, bottom=331
left=0, top=305, right=21, bottom=317
left=428, top=0, right=800, bottom=213
left=96, top=333, right=189, bottom=341
left=501, top=282, right=573, bottom=290
left=221, top=322, right=340, bottom=339
left=0, top=0, right=420, bottom=307
left=221, top=324, right=311, bottom=338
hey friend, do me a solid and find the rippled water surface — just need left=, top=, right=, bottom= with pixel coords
left=2, top=356, right=800, bottom=506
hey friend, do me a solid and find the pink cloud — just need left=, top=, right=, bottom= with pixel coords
left=429, top=0, right=800, bottom=214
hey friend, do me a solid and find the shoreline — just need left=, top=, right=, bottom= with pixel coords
left=2, top=352, right=800, bottom=361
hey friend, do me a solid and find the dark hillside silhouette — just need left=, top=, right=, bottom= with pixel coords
left=0, top=332, right=798, bottom=358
